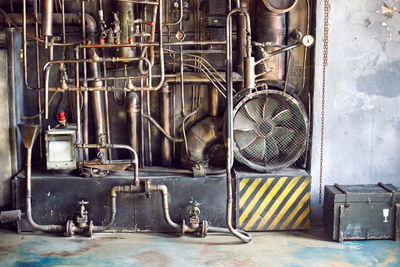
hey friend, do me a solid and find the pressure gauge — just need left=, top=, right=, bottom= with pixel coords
left=302, top=35, right=315, bottom=47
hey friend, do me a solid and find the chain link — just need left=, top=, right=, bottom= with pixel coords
left=319, top=0, right=330, bottom=204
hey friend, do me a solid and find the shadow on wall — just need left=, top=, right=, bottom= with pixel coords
left=356, top=61, right=400, bottom=98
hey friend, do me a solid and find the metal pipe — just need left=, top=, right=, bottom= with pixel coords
left=160, top=84, right=172, bottom=166
left=126, top=92, right=140, bottom=157
left=26, top=147, right=65, bottom=232
left=164, top=0, right=183, bottom=26
left=34, top=0, right=42, bottom=159
left=79, top=40, right=226, bottom=49
left=43, top=56, right=152, bottom=119
left=81, top=1, right=89, bottom=160
left=77, top=144, right=139, bottom=185
left=147, top=183, right=180, bottom=230
left=143, top=114, right=183, bottom=143
left=75, top=49, right=83, bottom=161
left=41, top=0, right=54, bottom=45
left=225, top=8, right=252, bottom=243
left=0, top=13, right=97, bottom=34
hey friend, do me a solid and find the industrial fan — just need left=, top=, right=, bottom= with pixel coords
left=232, top=89, right=308, bottom=172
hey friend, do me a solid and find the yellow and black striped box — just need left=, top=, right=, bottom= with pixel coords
left=235, top=169, right=311, bottom=231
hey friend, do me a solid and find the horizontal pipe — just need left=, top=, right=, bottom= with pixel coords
left=79, top=40, right=226, bottom=49
left=0, top=13, right=97, bottom=33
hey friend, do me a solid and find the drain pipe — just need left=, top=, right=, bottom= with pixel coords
left=225, top=8, right=253, bottom=243
left=18, top=124, right=65, bottom=233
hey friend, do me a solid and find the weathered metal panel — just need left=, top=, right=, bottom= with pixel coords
left=14, top=171, right=227, bottom=232
left=235, top=168, right=311, bottom=231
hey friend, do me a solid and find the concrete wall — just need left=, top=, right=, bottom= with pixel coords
left=311, top=0, right=400, bottom=222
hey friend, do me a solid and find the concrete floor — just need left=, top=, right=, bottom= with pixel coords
left=0, top=227, right=399, bottom=267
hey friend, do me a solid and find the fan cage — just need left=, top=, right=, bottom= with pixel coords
left=232, top=89, right=308, bottom=172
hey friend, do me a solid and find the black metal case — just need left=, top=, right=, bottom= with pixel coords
left=324, top=183, right=400, bottom=242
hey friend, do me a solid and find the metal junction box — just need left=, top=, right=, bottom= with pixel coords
left=45, top=127, right=76, bottom=170
left=324, top=183, right=400, bottom=242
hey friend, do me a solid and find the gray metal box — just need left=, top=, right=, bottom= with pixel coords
left=324, top=183, right=400, bottom=242
left=45, top=127, right=76, bottom=170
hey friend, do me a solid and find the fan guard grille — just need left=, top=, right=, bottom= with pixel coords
left=233, top=89, right=308, bottom=172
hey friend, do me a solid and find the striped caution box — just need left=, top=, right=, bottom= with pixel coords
left=237, top=175, right=310, bottom=231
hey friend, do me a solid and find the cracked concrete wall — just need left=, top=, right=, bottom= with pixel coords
left=311, top=0, right=400, bottom=223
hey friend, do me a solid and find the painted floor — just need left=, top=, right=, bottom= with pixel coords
left=0, top=227, right=399, bottom=267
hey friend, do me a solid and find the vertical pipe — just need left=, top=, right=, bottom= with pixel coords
left=34, top=0, right=42, bottom=159
left=75, top=49, right=82, bottom=161
left=42, top=0, right=54, bottom=45
left=6, top=29, right=18, bottom=175
left=126, top=92, right=140, bottom=158
left=81, top=1, right=89, bottom=160
left=237, top=14, right=246, bottom=76
left=160, top=84, right=171, bottom=166
left=209, top=86, right=218, bottom=116
left=88, top=58, right=107, bottom=158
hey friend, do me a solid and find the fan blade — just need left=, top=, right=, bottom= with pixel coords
left=265, top=136, right=279, bottom=160
left=274, top=126, right=295, bottom=147
left=243, top=137, right=266, bottom=162
left=234, top=130, right=258, bottom=150
left=271, top=109, right=292, bottom=124
left=234, top=109, right=256, bottom=131
left=244, top=99, right=263, bottom=123
left=263, top=98, right=280, bottom=119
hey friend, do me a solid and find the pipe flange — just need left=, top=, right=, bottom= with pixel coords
left=144, top=180, right=151, bottom=198
left=88, top=220, right=94, bottom=237
left=65, top=220, right=75, bottom=237
left=200, top=220, right=208, bottom=238
left=181, top=219, right=187, bottom=236
left=262, top=0, right=297, bottom=13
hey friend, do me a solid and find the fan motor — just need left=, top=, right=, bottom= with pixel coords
left=232, top=89, right=308, bottom=172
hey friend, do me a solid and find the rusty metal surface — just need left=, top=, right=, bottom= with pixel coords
left=13, top=170, right=227, bottom=232
left=0, top=227, right=399, bottom=266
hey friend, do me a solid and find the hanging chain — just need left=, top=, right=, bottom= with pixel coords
left=319, top=0, right=330, bottom=204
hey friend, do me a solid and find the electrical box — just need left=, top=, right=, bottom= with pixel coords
left=45, top=127, right=76, bottom=170
left=324, top=183, right=400, bottom=242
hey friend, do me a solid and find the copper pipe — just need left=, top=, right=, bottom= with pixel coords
left=160, top=84, right=172, bottom=166
left=126, top=92, right=140, bottom=158
left=139, top=1, right=158, bottom=74
left=33, top=0, right=42, bottom=159
left=78, top=40, right=226, bottom=49
left=41, top=0, right=54, bottom=45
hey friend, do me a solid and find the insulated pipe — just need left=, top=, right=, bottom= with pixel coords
left=225, top=8, right=253, bottom=243
left=160, top=84, right=172, bottom=166
left=126, top=92, right=140, bottom=155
